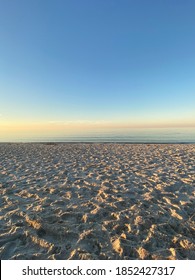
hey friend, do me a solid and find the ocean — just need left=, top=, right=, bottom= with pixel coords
left=2, top=127, right=195, bottom=143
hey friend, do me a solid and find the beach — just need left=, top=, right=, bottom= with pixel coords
left=0, top=143, right=194, bottom=260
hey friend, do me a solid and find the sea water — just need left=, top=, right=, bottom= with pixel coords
left=2, top=127, right=195, bottom=143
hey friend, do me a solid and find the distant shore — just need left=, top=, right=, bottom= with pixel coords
left=0, top=143, right=194, bottom=260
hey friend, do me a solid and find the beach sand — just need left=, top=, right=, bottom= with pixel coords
left=0, top=143, right=194, bottom=260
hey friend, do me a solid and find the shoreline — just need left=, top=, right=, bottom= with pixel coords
left=1, top=141, right=195, bottom=144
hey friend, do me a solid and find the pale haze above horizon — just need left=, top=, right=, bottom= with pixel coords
left=0, top=0, right=195, bottom=140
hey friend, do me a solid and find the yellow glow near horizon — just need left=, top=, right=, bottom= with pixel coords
left=0, top=118, right=195, bottom=140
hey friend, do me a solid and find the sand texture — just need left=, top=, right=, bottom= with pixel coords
left=0, top=143, right=194, bottom=260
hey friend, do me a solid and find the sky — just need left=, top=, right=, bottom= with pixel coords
left=0, top=0, right=195, bottom=140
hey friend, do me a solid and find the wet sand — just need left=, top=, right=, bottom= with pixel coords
left=0, top=143, right=194, bottom=260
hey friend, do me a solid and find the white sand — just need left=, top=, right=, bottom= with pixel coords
left=0, top=143, right=194, bottom=260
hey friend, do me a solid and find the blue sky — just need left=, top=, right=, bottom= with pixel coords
left=0, top=0, right=195, bottom=138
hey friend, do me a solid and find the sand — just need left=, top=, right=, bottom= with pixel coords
left=0, top=143, right=194, bottom=260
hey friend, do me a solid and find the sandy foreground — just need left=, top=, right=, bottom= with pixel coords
left=0, top=143, right=194, bottom=260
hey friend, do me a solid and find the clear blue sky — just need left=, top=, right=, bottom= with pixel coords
left=0, top=0, right=195, bottom=138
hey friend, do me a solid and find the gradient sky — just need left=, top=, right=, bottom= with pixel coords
left=0, top=0, right=195, bottom=139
